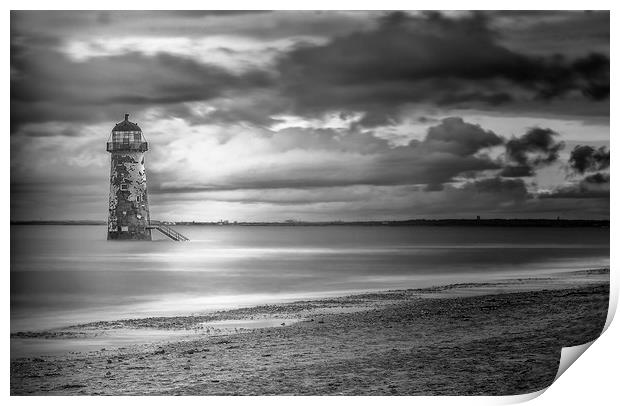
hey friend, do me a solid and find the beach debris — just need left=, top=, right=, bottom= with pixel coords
left=153, top=348, right=165, bottom=355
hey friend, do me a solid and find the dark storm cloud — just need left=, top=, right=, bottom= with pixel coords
left=421, top=117, right=503, bottom=156
left=583, top=172, right=610, bottom=184
left=10, top=40, right=273, bottom=131
left=568, top=145, right=610, bottom=174
left=276, top=11, right=609, bottom=126
left=10, top=11, right=610, bottom=133
left=506, top=127, right=564, bottom=173
left=572, top=53, right=610, bottom=101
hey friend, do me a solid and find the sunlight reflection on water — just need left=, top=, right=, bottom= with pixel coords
left=11, top=225, right=609, bottom=332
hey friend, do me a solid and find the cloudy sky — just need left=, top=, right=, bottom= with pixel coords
left=11, top=10, right=609, bottom=221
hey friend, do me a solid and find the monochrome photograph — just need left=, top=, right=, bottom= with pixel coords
left=10, top=9, right=610, bottom=396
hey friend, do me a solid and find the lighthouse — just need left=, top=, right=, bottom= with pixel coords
left=106, top=114, right=151, bottom=240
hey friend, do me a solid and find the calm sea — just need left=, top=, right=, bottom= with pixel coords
left=10, top=225, right=609, bottom=332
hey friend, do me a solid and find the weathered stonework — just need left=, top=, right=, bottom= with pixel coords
left=107, top=115, right=151, bottom=240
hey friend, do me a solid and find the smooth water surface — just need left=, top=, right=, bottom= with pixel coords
left=11, top=225, right=609, bottom=332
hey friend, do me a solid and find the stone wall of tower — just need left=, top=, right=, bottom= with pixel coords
left=107, top=151, right=151, bottom=240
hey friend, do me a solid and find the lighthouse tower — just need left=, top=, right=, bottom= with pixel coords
left=106, top=114, right=151, bottom=240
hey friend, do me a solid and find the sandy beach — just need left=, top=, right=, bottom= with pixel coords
left=11, top=269, right=609, bottom=395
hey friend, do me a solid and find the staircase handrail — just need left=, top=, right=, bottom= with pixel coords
left=148, top=220, right=189, bottom=241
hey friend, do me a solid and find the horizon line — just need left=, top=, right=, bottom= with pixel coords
left=10, top=218, right=610, bottom=224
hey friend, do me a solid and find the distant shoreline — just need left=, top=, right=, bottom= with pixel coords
left=11, top=219, right=610, bottom=227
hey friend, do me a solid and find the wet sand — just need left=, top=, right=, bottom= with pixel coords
left=10, top=269, right=609, bottom=395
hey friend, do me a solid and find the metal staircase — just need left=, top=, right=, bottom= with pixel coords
left=148, top=221, right=190, bottom=241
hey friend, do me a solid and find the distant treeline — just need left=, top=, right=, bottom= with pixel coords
left=11, top=219, right=609, bottom=227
